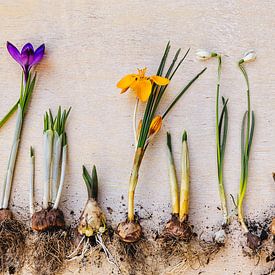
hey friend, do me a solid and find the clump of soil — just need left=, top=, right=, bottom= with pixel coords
left=156, top=228, right=223, bottom=273
left=29, top=229, right=70, bottom=275
left=0, top=214, right=28, bottom=274
left=241, top=216, right=271, bottom=259
left=111, top=234, right=157, bottom=275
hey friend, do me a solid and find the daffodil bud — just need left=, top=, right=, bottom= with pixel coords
left=239, top=50, right=256, bottom=64
left=196, top=49, right=217, bottom=60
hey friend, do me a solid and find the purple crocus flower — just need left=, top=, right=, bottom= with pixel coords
left=7, top=41, right=45, bottom=81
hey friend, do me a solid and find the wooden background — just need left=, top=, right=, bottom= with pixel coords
left=0, top=1, right=275, bottom=274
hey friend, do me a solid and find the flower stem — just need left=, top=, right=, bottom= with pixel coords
left=166, top=132, right=179, bottom=215
left=133, top=98, right=139, bottom=147
left=53, top=144, right=67, bottom=209
left=1, top=105, right=23, bottom=209
left=179, top=131, right=190, bottom=222
left=215, top=55, right=229, bottom=225
left=237, top=62, right=254, bottom=233
left=128, top=148, right=144, bottom=222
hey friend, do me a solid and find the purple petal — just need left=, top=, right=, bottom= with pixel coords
left=21, top=43, right=34, bottom=54
left=30, top=44, right=45, bottom=66
left=21, top=43, right=35, bottom=66
left=7, top=41, right=23, bottom=66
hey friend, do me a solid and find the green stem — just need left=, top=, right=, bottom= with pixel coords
left=215, top=55, right=229, bottom=224
left=238, top=62, right=253, bottom=232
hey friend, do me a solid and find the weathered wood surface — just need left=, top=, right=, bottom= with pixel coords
left=0, top=1, right=275, bottom=274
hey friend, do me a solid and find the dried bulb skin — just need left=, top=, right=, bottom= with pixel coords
left=270, top=218, right=275, bottom=235
left=0, top=209, right=13, bottom=222
left=246, top=232, right=261, bottom=251
left=117, top=220, right=142, bottom=243
left=163, top=214, right=193, bottom=242
left=78, top=199, right=106, bottom=237
left=32, top=208, right=65, bottom=232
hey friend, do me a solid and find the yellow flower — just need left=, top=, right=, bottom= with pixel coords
left=117, top=68, right=170, bottom=102
left=149, top=115, right=162, bottom=136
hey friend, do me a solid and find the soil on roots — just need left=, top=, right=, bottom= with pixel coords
left=29, top=229, right=71, bottom=275
left=111, top=235, right=157, bottom=275
left=68, top=226, right=119, bottom=273
left=0, top=218, right=27, bottom=274
left=156, top=233, right=223, bottom=273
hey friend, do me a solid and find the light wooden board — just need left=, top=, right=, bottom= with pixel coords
left=0, top=1, right=275, bottom=274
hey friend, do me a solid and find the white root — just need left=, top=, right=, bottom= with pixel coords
left=95, top=233, right=119, bottom=269
left=66, top=235, right=86, bottom=260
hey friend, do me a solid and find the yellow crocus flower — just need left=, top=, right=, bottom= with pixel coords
left=149, top=115, right=162, bottom=136
left=117, top=68, right=169, bottom=102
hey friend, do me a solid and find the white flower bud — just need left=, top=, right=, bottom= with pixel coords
left=196, top=49, right=217, bottom=60
left=240, top=50, right=256, bottom=64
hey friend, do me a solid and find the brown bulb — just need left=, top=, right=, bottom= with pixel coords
left=163, top=214, right=193, bottom=242
left=117, top=220, right=142, bottom=243
left=32, top=208, right=65, bottom=232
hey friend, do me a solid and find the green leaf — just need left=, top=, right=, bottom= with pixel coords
left=82, top=165, right=98, bottom=200
left=0, top=100, right=19, bottom=129
left=162, top=67, right=207, bottom=119
left=247, top=111, right=255, bottom=158
left=220, top=97, right=229, bottom=162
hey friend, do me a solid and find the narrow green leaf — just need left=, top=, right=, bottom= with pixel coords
left=162, top=67, right=207, bottom=119
left=0, top=100, right=19, bottom=129
left=247, top=111, right=255, bottom=158
left=82, top=165, right=93, bottom=199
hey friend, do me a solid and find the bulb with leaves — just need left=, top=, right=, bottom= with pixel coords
left=196, top=50, right=229, bottom=243
left=0, top=42, right=44, bottom=273
left=31, top=107, right=70, bottom=231
left=29, top=107, right=71, bottom=275
left=116, top=42, right=206, bottom=243
left=236, top=51, right=259, bottom=251
left=68, top=166, right=117, bottom=267
left=163, top=131, right=193, bottom=241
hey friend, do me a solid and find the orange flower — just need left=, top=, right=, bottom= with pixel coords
left=149, top=115, right=162, bottom=136
left=117, top=68, right=169, bottom=102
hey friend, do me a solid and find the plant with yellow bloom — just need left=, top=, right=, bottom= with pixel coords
left=116, top=42, right=206, bottom=243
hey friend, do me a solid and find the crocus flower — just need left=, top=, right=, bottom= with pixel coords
left=149, top=115, right=162, bottom=136
left=117, top=68, right=169, bottom=102
left=7, top=41, right=45, bottom=81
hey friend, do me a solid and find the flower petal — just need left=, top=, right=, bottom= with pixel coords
left=134, top=79, right=152, bottom=102
left=150, top=75, right=170, bottom=86
left=117, top=74, right=136, bottom=89
left=7, top=41, right=23, bottom=65
left=149, top=115, right=162, bottom=136
left=30, top=44, right=45, bottom=66
left=21, top=43, right=34, bottom=54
